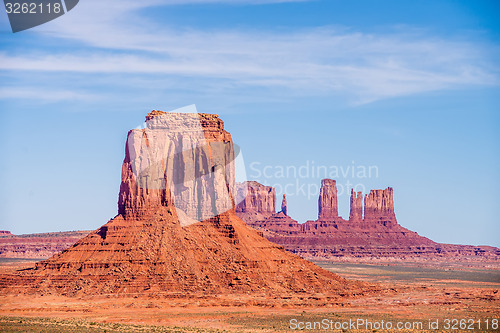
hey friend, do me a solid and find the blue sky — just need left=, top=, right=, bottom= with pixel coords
left=0, top=0, right=499, bottom=247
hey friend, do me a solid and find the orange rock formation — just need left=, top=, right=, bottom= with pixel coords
left=0, top=112, right=367, bottom=299
left=238, top=179, right=500, bottom=261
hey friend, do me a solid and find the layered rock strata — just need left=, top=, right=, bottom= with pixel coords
left=236, top=179, right=500, bottom=261
left=0, top=231, right=90, bottom=259
left=0, top=112, right=367, bottom=299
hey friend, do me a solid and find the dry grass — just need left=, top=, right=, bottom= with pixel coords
left=1, top=259, right=498, bottom=332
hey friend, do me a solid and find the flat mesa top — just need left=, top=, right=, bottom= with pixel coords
left=146, top=110, right=221, bottom=122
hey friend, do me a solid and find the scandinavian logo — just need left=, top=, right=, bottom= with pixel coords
left=4, top=0, right=79, bottom=33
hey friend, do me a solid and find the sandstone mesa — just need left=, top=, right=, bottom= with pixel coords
left=0, top=111, right=372, bottom=301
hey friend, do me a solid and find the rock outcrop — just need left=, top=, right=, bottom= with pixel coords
left=239, top=185, right=303, bottom=236
left=318, top=179, right=338, bottom=220
left=363, top=188, right=396, bottom=224
left=236, top=179, right=500, bottom=262
left=118, top=111, right=235, bottom=226
left=0, top=112, right=367, bottom=300
left=0, top=231, right=12, bottom=237
left=349, top=189, right=363, bottom=222
left=280, top=194, right=287, bottom=216
left=235, top=181, right=276, bottom=214
left=235, top=181, right=276, bottom=224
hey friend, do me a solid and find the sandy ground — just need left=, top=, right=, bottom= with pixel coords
left=0, top=259, right=498, bottom=332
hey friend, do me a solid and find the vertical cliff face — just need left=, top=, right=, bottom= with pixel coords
left=235, top=181, right=276, bottom=215
left=363, top=188, right=396, bottom=222
left=118, top=111, right=235, bottom=226
left=349, top=189, right=363, bottom=222
left=281, top=194, right=287, bottom=216
left=318, top=179, right=338, bottom=220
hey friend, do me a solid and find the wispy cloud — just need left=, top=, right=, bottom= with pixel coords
left=1, top=0, right=498, bottom=104
left=0, top=87, right=99, bottom=102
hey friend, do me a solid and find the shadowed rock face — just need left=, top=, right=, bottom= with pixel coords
left=0, top=111, right=366, bottom=298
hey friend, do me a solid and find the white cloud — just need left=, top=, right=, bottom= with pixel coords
left=0, top=87, right=98, bottom=102
left=1, top=0, right=498, bottom=104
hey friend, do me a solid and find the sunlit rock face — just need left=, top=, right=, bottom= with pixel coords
left=118, top=111, right=236, bottom=226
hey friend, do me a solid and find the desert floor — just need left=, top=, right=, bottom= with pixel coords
left=0, top=258, right=498, bottom=332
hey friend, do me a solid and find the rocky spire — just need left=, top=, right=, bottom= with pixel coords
left=349, top=189, right=363, bottom=222
left=318, top=179, right=338, bottom=220
left=363, top=187, right=396, bottom=222
left=281, top=194, right=287, bottom=216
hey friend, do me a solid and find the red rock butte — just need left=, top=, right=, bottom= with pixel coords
left=236, top=180, right=500, bottom=261
left=0, top=111, right=371, bottom=300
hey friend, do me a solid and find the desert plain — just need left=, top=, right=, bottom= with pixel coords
left=0, top=111, right=498, bottom=332
left=0, top=257, right=498, bottom=332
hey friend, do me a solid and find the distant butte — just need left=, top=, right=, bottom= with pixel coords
left=0, top=231, right=90, bottom=259
left=236, top=180, right=500, bottom=262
